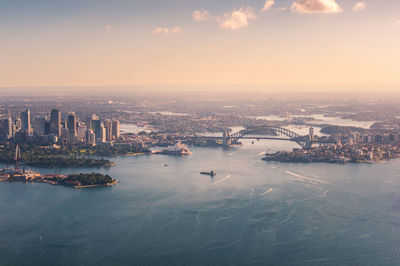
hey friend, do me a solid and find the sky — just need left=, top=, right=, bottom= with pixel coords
left=0, top=0, right=399, bottom=92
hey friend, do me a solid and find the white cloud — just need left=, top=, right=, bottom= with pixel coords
left=218, top=7, right=257, bottom=30
left=152, top=26, right=183, bottom=36
left=193, top=9, right=210, bottom=21
left=171, top=27, right=184, bottom=34
left=262, top=0, right=275, bottom=12
left=291, top=0, right=342, bottom=14
left=353, top=2, right=367, bottom=12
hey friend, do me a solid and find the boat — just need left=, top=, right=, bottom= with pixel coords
left=200, top=170, right=216, bottom=177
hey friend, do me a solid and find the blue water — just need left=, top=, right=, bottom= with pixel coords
left=1, top=140, right=400, bottom=265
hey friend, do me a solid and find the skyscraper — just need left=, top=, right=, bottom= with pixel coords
left=33, top=117, right=46, bottom=136
left=50, top=109, right=61, bottom=136
left=112, top=120, right=120, bottom=141
left=99, top=123, right=106, bottom=143
left=0, top=117, right=12, bottom=141
left=20, top=109, right=31, bottom=133
left=67, top=112, right=77, bottom=137
left=104, top=119, right=112, bottom=141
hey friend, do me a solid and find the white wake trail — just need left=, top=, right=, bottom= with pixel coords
left=286, top=171, right=328, bottom=185
left=213, top=175, right=232, bottom=185
left=259, top=188, right=273, bottom=196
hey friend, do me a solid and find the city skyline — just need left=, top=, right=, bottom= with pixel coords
left=0, top=0, right=399, bottom=92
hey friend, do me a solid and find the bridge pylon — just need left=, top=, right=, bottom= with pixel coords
left=222, top=130, right=231, bottom=147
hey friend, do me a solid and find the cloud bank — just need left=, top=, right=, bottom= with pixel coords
left=291, top=0, right=342, bottom=14
left=353, top=2, right=367, bottom=12
left=193, top=10, right=210, bottom=21
left=218, top=7, right=257, bottom=30
left=152, top=26, right=183, bottom=36
left=262, top=0, right=275, bottom=12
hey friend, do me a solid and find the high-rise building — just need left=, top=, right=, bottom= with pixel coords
left=112, top=120, right=120, bottom=140
left=20, top=109, right=31, bottom=134
left=67, top=112, right=77, bottom=137
left=50, top=109, right=61, bottom=136
left=33, top=117, right=46, bottom=136
left=90, top=119, right=101, bottom=140
left=104, top=119, right=112, bottom=141
left=0, top=117, right=12, bottom=141
left=77, top=122, right=87, bottom=141
left=99, top=123, right=106, bottom=143
left=86, top=129, right=96, bottom=146
left=309, top=127, right=314, bottom=141
left=87, top=114, right=99, bottom=129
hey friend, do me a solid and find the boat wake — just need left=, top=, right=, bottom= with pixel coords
left=286, top=171, right=329, bottom=185
left=213, top=175, right=232, bottom=185
left=259, top=188, right=273, bottom=196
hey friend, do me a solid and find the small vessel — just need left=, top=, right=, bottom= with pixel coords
left=250, top=188, right=254, bottom=194
left=200, top=170, right=216, bottom=177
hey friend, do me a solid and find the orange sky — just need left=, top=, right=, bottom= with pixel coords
left=0, top=0, right=399, bottom=92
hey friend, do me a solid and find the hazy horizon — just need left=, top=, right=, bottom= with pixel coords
left=0, top=0, right=399, bottom=92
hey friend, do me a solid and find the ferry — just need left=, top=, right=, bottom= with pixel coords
left=200, top=170, right=216, bottom=177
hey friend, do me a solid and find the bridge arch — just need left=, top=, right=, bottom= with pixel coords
left=226, top=126, right=308, bottom=149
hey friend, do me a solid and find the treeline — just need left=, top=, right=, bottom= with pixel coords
left=0, top=144, right=114, bottom=168
left=64, top=173, right=114, bottom=185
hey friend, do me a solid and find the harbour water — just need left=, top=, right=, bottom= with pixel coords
left=1, top=140, right=400, bottom=265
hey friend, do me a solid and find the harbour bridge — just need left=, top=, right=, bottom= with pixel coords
left=222, top=126, right=310, bottom=149
left=192, top=126, right=336, bottom=149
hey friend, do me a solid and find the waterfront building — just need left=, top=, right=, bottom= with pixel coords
left=309, top=127, right=314, bottom=141
left=112, top=120, right=120, bottom=140
left=50, top=109, right=61, bottom=137
left=20, top=109, right=31, bottom=134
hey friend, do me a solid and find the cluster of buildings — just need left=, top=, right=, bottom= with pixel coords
left=0, top=109, right=120, bottom=146
left=270, top=143, right=400, bottom=164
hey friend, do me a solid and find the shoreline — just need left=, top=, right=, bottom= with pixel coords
left=73, top=180, right=119, bottom=189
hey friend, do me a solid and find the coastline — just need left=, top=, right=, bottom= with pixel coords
left=73, top=179, right=119, bottom=189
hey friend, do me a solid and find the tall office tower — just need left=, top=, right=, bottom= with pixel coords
left=20, top=109, right=31, bottom=134
left=90, top=119, right=101, bottom=140
left=98, top=123, right=106, bottom=143
left=309, top=127, right=314, bottom=141
left=67, top=112, right=77, bottom=137
left=14, top=118, right=21, bottom=132
left=44, top=120, right=51, bottom=135
left=104, top=119, right=112, bottom=141
left=87, top=114, right=99, bottom=129
left=86, top=129, right=96, bottom=146
left=33, top=117, right=46, bottom=136
left=76, top=122, right=86, bottom=138
left=112, top=120, right=120, bottom=141
left=50, top=109, right=61, bottom=136
left=0, top=117, right=12, bottom=141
